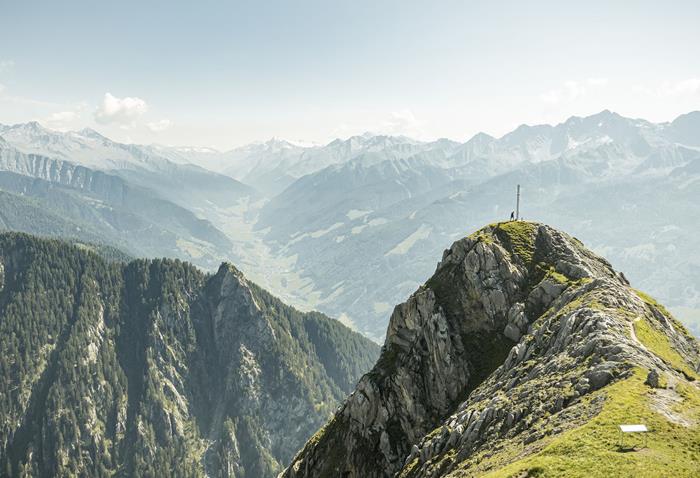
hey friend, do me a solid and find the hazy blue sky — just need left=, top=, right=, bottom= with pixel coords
left=1, top=1, right=699, bottom=149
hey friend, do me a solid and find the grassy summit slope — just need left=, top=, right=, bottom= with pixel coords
left=446, top=225, right=700, bottom=477
left=478, top=369, right=700, bottom=478
left=282, top=222, right=700, bottom=478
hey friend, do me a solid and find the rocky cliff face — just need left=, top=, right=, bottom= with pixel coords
left=0, top=233, right=379, bottom=477
left=282, top=222, right=700, bottom=477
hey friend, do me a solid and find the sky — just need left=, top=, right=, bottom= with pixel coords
left=1, top=0, right=699, bottom=150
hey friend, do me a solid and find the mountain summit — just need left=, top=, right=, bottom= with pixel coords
left=282, top=222, right=700, bottom=477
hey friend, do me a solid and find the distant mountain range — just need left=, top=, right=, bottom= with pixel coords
left=1, top=110, right=699, bottom=340
left=238, top=110, right=700, bottom=340
left=0, top=122, right=253, bottom=270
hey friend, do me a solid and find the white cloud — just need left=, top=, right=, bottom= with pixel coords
left=539, top=78, right=608, bottom=104
left=94, top=92, right=148, bottom=126
left=0, top=83, right=5, bottom=94
left=563, top=80, right=585, bottom=100
left=381, top=109, right=423, bottom=137
left=147, top=119, right=172, bottom=132
left=629, top=78, right=700, bottom=100
left=539, top=81, right=582, bottom=104
left=539, top=89, right=560, bottom=103
left=44, top=110, right=80, bottom=130
left=658, top=78, right=700, bottom=97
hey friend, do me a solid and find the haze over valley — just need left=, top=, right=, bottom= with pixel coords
left=2, top=110, right=699, bottom=340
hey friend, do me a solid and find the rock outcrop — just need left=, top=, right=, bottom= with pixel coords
left=282, top=222, right=700, bottom=477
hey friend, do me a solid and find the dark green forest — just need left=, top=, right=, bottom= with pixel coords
left=0, top=232, right=379, bottom=477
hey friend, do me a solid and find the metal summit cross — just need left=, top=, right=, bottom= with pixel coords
left=515, top=184, right=521, bottom=220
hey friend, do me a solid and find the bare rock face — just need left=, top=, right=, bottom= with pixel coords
left=281, top=222, right=700, bottom=478
left=202, top=264, right=356, bottom=477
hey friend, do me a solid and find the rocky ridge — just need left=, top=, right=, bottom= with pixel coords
left=281, top=222, right=700, bottom=477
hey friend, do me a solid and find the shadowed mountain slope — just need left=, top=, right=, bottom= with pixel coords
left=0, top=233, right=379, bottom=477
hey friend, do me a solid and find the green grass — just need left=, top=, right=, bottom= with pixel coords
left=633, top=318, right=698, bottom=380
left=475, top=370, right=700, bottom=478
left=631, top=289, right=698, bottom=380
left=401, top=458, right=420, bottom=476
left=635, top=290, right=675, bottom=321
left=536, top=264, right=571, bottom=285
left=492, top=221, right=538, bottom=265
left=669, top=307, right=700, bottom=338
left=635, top=290, right=696, bottom=342
left=547, top=269, right=569, bottom=284
left=469, top=230, right=494, bottom=244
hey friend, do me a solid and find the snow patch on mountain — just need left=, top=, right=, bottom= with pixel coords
left=385, top=224, right=432, bottom=256
left=347, top=209, right=372, bottom=220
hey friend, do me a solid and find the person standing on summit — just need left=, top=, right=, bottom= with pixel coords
left=510, top=211, right=515, bottom=221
